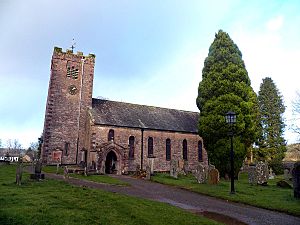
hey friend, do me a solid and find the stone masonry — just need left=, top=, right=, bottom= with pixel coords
left=41, top=47, right=95, bottom=165
left=41, top=47, right=208, bottom=173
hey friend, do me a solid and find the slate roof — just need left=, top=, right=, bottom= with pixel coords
left=91, top=98, right=199, bottom=133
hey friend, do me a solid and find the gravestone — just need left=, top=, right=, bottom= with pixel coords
left=256, top=161, right=268, bottom=185
left=292, top=162, right=300, bottom=199
left=208, top=168, right=220, bottom=185
left=284, top=169, right=291, bottom=181
left=248, top=165, right=257, bottom=185
left=149, top=157, right=154, bottom=175
left=56, top=163, right=60, bottom=174
left=30, top=160, right=44, bottom=180
left=170, top=159, right=178, bottom=178
left=64, top=166, right=69, bottom=179
left=145, top=165, right=151, bottom=180
left=194, top=162, right=208, bottom=184
left=15, top=161, right=22, bottom=185
left=269, top=168, right=274, bottom=179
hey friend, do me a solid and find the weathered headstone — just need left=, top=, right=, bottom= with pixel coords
left=256, top=161, right=268, bottom=185
left=269, top=168, right=274, bottom=179
left=194, top=162, right=208, bottom=184
left=15, top=161, right=22, bottom=185
left=170, top=159, right=178, bottom=178
left=84, top=166, right=88, bottom=176
left=149, top=158, right=154, bottom=175
left=64, top=166, right=69, bottom=179
left=208, top=168, right=220, bottom=185
left=292, top=162, right=300, bottom=199
left=248, top=165, right=257, bottom=185
left=30, top=160, right=44, bottom=180
left=56, top=163, right=60, bottom=174
left=145, top=165, right=151, bottom=180
left=284, top=169, right=290, bottom=181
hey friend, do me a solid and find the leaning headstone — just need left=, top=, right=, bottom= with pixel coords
left=248, top=165, right=257, bottom=185
left=194, top=163, right=207, bottom=184
left=145, top=165, right=151, bottom=180
left=256, top=161, right=268, bottom=185
left=292, top=162, right=300, bottom=199
left=15, top=161, right=22, bottom=185
left=170, top=159, right=178, bottom=179
left=208, top=168, right=220, bottom=185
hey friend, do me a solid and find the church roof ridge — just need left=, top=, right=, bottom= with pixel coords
left=92, top=98, right=199, bottom=115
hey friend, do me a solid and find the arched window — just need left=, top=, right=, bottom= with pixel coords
left=183, top=139, right=188, bottom=160
left=129, top=136, right=135, bottom=159
left=108, top=129, right=114, bottom=141
left=198, top=140, right=203, bottom=161
left=166, top=138, right=171, bottom=161
left=148, top=137, right=153, bottom=157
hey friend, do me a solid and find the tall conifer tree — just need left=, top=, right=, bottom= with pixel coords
left=196, top=30, right=258, bottom=177
left=257, top=77, right=286, bottom=161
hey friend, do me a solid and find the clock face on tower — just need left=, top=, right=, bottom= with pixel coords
left=68, top=85, right=77, bottom=95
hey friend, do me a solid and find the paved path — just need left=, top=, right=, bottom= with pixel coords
left=45, top=173, right=300, bottom=225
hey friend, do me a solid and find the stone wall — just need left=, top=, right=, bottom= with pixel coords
left=89, top=124, right=207, bottom=173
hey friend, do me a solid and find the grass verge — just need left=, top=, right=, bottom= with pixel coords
left=0, top=165, right=221, bottom=225
left=42, top=166, right=128, bottom=186
left=151, top=172, right=300, bottom=217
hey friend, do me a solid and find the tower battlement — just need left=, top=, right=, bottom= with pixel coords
left=53, top=46, right=95, bottom=63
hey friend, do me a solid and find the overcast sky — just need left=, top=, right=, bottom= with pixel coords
left=0, top=0, right=300, bottom=148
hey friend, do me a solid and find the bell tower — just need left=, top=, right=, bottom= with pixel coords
left=41, top=47, right=95, bottom=165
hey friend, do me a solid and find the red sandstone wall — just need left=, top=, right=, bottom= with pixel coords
left=89, top=124, right=207, bottom=172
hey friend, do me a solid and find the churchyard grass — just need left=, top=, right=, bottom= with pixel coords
left=151, top=172, right=300, bottom=216
left=42, top=165, right=128, bottom=185
left=0, top=165, right=221, bottom=225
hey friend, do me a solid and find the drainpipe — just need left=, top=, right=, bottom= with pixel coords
left=141, top=128, right=144, bottom=170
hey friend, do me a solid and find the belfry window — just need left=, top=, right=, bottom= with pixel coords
left=129, top=136, right=135, bottom=159
left=148, top=137, right=153, bottom=157
left=108, top=129, right=114, bottom=141
left=183, top=139, right=188, bottom=160
left=66, top=66, right=79, bottom=79
left=166, top=138, right=171, bottom=161
left=198, top=140, right=203, bottom=161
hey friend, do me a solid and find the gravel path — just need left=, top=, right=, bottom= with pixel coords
left=45, top=173, right=300, bottom=225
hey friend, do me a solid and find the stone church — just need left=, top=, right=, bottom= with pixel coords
left=41, top=47, right=208, bottom=174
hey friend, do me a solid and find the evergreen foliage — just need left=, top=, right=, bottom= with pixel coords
left=256, top=77, right=286, bottom=162
left=196, top=30, right=258, bottom=177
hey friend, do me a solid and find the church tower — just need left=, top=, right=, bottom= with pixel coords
left=41, top=47, right=95, bottom=165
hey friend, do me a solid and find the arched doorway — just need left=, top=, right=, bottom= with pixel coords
left=105, top=151, right=117, bottom=174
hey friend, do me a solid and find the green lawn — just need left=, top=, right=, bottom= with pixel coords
left=151, top=172, right=300, bottom=216
left=42, top=166, right=128, bottom=186
left=0, top=165, right=221, bottom=225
